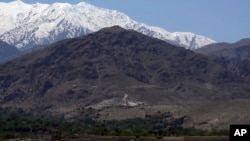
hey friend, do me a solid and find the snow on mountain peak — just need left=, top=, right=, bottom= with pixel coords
left=9, top=0, right=26, bottom=5
left=0, top=1, right=215, bottom=50
left=172, top=32, right=216, bottom=50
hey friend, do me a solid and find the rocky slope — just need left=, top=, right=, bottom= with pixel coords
left=195, top=38, right=250, bottom=63
left=0, top=26, right=249, bottom=118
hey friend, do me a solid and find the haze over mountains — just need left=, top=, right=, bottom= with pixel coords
left=0, top=1, right=215, bottom=51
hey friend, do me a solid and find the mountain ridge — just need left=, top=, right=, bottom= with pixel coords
left=0, top=26, right=250, bottom=129
left=0, top=1, right=215, bottom=50
left=0, top=26, right=248, bottom=117
left=195, top=38, right=250, bottom=64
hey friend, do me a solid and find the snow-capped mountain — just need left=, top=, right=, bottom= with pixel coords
left=0, top=1, right=215, bottom=50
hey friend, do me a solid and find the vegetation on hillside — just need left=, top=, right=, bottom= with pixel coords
left=0, top=109, right=228, bottom=139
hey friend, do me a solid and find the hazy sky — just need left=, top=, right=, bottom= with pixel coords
left=2, top=0, right=250, bottom=43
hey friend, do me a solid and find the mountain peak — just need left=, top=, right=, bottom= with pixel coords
left=1, top=26, right=249, bottom=118
left=98, top=25, right=127, bottom=32
left=9, top=0, right=27, bottom=6
left=0, top=26, right=223, bottom=115
left=0, top=1, right=215, bottom=50
left=77, top=1, right=93, bottom=6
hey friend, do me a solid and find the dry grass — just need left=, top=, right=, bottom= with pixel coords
left=97, top=105, right=185, bottom=120
left=183, top=99, right=250, bottom=130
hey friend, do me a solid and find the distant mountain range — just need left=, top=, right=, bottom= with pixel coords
left=195, top=38, right=250, bottom=64
left=0, top=1, right=215, bottom=50
left=0, top=27, right=250, bottom=129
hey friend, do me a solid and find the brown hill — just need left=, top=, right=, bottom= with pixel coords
left=195, top=38, right=250, bottom=63
left=195, top=38, right=250, bottom=84
left=183, top=99, right=250, bottom=130
left=0, top=26, right=249, bottom=118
